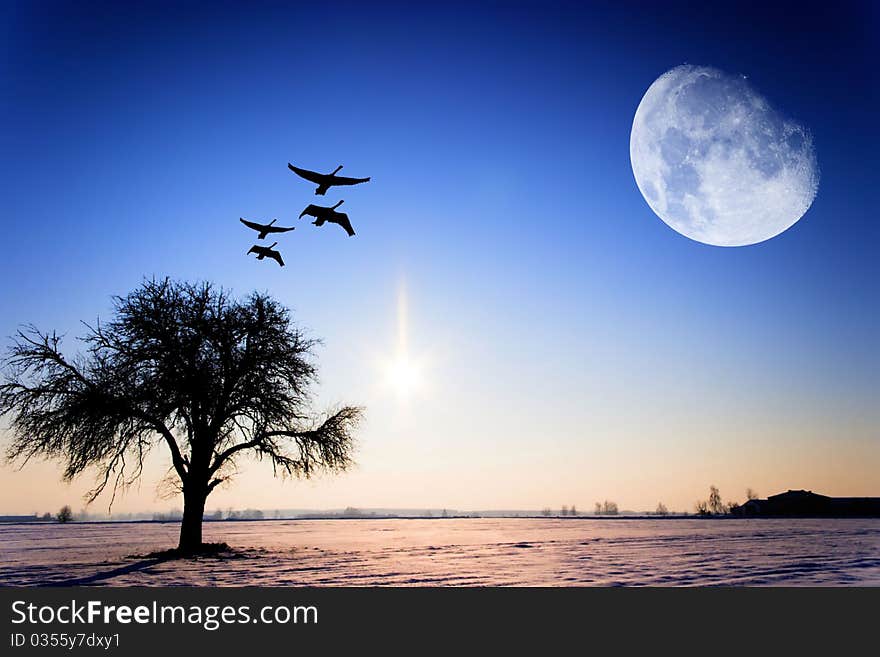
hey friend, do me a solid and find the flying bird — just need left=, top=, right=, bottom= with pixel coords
left=288, top=163, right=370, bottom=195
left=298, top=199, right=345, bottom=222
left=247, top=242, right=285, bottom=266
left=239, top=217, right=295, bottom=240
left=299, top=200, right=356, bottom=237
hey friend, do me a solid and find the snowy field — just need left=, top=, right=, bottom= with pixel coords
left=1, top=518, right=878, bottom=586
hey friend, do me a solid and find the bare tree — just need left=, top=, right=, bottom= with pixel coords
left=1, top=279, right=362, bottom=554
left=541, top=507, right=552, bottom=517
left=570, top=505, right=577, bottom=516
left=708, top=486, right=724, bottom=515
left=695, top=500, right=709, bottom=516
left=56, top=505, right=73, bottom=523
left=746, top=488, right=758, bottom=501
left=594, top=502, right=602, bottom=515
left=602, top=500, right=618, bottom=515
left=655, top=502, right=668, bottom=516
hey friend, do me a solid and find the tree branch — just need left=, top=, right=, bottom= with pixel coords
left=134, top=411, right=189, bottom=480
left=209, top=406, right=362, bottom=476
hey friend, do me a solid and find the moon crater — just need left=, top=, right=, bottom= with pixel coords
left=630, top=65, right=819, bottom=246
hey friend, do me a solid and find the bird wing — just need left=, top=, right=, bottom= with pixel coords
left=332, top=175, right=371, bottom=186
left=266, top=224, right=295, bottom=233
left=269, top=250, right=285, bottom=266
left=288, top=163, right=324, bottom=184
left=240, top=217, right=266, bottom=232
left=333, top=213, right=356, bottom=237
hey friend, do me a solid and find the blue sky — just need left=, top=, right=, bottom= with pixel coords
left=0, top=1, right=877, bottom=513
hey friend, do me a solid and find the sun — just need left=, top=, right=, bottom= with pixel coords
left=383, top=352, right=422, bottom=397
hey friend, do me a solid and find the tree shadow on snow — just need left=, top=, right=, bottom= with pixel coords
left=46, top=543, right=247, bottom=586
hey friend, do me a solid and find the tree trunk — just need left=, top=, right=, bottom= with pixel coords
left=178, top=484, right=207, bottom=553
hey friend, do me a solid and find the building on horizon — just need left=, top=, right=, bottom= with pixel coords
left=0, top=515, right=40, bottom=523
left=732, top=490, right=880, bottom=518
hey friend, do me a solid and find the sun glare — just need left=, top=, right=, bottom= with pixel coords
left=379, top=280, right=427, bottom=400
left=384, top=353, right=422, bottom=397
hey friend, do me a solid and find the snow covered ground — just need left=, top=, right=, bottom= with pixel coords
left=1, top=518, right=878, bottom=586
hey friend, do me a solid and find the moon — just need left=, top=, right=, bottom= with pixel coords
left=630, top=65, right=819, bottom=247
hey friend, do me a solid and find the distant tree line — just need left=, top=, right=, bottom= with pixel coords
left=226, top=508, right=265, bottom=520
left=695, top=486, right=756, bottom=516
left=151, top=508, right=267, bottom=521
left=32, top=506, right=75, bottom=523
left=594, top=500, right=618, bottom=515
left=538, top=505, right=580, bottom=517
left=37, top=489, right=760, bottom=524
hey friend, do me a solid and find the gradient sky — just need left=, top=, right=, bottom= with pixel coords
left=1, top=1, right=877, bottom=514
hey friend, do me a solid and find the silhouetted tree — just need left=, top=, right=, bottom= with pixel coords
left=561, top=505, right=569, bottom=516
left=41, top=512, right=52, bottom=521
left=56, top=505, right=73, bottom=523
left=708, top=486, right=723, bottom=515
left=602, top=500, right=618, bottom=515
left=695, top=500, right=710, bottom=516
left=594, top=502, right=602, bottom=515
left=0, top=279, right=362, bottom=554
left=541, top=507, right=552, bottom=517
left=655, top=502, right=668, bottom=516
left=746, top=488, right=758, bottom=501
left=570, top=505, right=577, bottom=516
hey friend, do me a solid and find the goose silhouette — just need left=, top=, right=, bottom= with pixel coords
left=247, top=242, right=285, bottom=266
left=288, top=163, right=370, bottom=195
left=300, top=200, right=355, bottom=237
left=239, top=217, right=295, bottom=240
